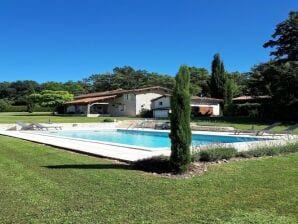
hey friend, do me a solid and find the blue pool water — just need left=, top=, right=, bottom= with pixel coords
left=46, top=129, right=267, bottom=150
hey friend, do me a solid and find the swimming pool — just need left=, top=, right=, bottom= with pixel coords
left=46, top=129, right=269, bottom=150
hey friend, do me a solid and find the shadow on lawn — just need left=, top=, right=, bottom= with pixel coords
left=43, top=163, right=132, bottom=170
left=43, top=156, right=172, bottom=174
left=12, top=114, right=52, bottom=117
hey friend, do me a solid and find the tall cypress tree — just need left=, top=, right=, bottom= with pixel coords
left=169, top=65, right=192, bottom=173
left=210, top=53, right=226, bottom=98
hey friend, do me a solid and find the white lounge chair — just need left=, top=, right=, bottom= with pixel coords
left=33, top=123, right=62, bottom=131
left=16, top=122, right=35, bottom=130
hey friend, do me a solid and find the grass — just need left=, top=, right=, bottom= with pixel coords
left=193, top=116, right=298, bottom=134
left=0, top=135, right=297, bottom=223
left=0, top=112, right=139, bottom=124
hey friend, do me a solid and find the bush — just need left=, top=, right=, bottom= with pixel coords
left=223, top=103, right=236, bottom=116
left=233, top=103, right=262, bottom=117
left=193, top=147, right=237, bottom=162
left=5, top=105, right=27, bottom=112
left=0, top=99, right=10, bottom=112
left=103, top=118, right=114, bottom=122
left=4, top=105, right=51, bottom=112
left=139, top=109, right=153, bottom=118
left=237, top=142, right=298, bottom=158
left=133, top=156, right=171, bottom=173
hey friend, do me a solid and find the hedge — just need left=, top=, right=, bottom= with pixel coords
left=192, top=147, right=237, bottom=162
left=192, top=142, right=298, bottom=162
left=236, top=142, right=298, bottom=158
left=4, top=105, right=51, bottom=112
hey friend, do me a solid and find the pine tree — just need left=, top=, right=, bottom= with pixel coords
left=169, top=65, right=192, bottom=173
left=210, top=54, right=226, bottom=98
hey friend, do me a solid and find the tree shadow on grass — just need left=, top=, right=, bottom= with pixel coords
left=12, top=114, right=52, bottom=117
left=43, top=156, right=172, bottom=174
left=43, top=163, right=133, bottom=170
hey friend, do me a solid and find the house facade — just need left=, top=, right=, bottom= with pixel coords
left=151, top=95, right=223, bottom=118
left=64, top=86, right=171, bottom=117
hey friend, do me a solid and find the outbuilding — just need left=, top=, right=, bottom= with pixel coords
left=151, top=95, right=223, bottom=118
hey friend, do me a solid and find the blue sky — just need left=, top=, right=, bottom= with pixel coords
left=0, top=0, right=296, bottom=82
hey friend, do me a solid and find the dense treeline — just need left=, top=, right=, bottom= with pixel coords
left=0, top=66, right=248, bottom=108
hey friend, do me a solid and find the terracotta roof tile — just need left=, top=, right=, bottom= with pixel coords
left=65, top=95, right=117, bottom=104
left=75, top=86, right=171, bottom=99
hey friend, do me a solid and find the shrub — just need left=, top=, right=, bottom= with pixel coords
left=5, top=105, right=27, bottom=112
left=139, top=109, right=153, bottom=118
left=237, top=142, right=298, bottom=158
left=0, top=99, right=10, bottom=112
left=103, top=118, right=114, bottom=122
left=133, top=156, right=171, bottom=173
left=4, top=105, right=51, bottom=112
left=193, top=147, right=237, bottom=162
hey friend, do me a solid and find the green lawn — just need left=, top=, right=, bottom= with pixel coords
left=0, top=112, right=138, bottom=124
left=0, top=135, right=297, bottom=223
left=193, top=116, right=298, bottom=134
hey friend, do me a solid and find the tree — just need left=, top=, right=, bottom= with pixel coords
left=224, top=78, right=234, bottom=105
left=169, top=65, right=192, bottom=173
left=30, top=90, right=73, bottom=114
left=0, top=99, right=10, bottom=112
left=188, top=67, right=210, bottom=96
left=209, top=54, right=226, bottom=98
left=64, top=81, right=87, bottom=95
left=228, top=72, right=250, bottom=96
left=263, top=11, right=298, bottom=61
left=248, top=11, right=298, bottom=120
left=85, top=66, right=175, bottom=92
left=26, top=93, right=41, bottom=113
left=250, top=61, right=298, bottom=119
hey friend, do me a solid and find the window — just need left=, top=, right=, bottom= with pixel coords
left=159, top=101, right=163, bottom=106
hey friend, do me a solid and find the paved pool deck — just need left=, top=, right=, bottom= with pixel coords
left=0, top=129, right=170, bottom=162
left=0, top=128, right=296, bottom=162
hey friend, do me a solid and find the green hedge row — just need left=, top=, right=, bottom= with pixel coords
left=5, top=105, right=51, bottom=112
left=237, top=143, right=298, bottom=158
left=192, top=142, right=298, bottom=162
left=192, top=147, right=237, bottom=162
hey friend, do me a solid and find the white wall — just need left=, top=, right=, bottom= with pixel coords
left=152, top=96, right=170, bottom=109
left=107, top=93, right=136, bottom=117
left=153, top=110, right=169, bottom=118
left=135, top=93, right=162, bottom=115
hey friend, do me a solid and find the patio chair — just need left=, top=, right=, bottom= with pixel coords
left=255, top=122, right=282, bottom=136
left=234, top=122, right=281, bottom=136
left=33, top=123, right=62, bottom=131
left=282, top=123, right=298, bottom=135
left=155, top=122, right=170, bottom=130
left=233, top=125, right=255, bottom=135
left=16, top=122, right=35, bottom=130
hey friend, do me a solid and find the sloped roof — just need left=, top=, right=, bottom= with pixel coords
left=191, top=96, right=223, bottom=102
left=75, top=86, right=171, bottom=99
left=151, top=95, right=223, bottom=103
left=65, top=95, right=117, bottom=104
left=232, top=95, right=271, bottom=101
